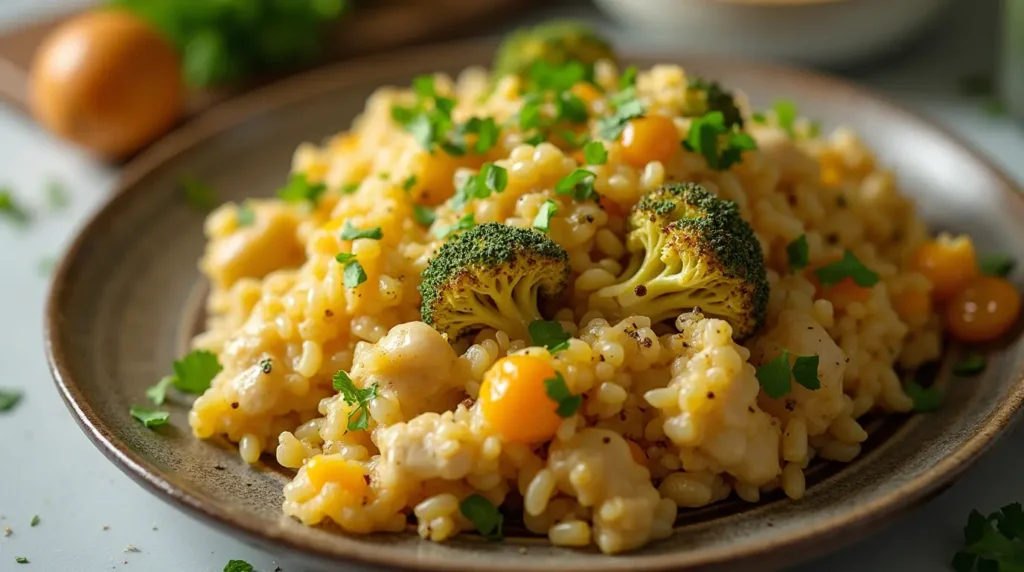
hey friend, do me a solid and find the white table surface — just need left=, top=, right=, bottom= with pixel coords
left=1, top=1, right=1022, bottom=571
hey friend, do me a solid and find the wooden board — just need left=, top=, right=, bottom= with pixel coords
left=0, top=0, right=533, bottom=118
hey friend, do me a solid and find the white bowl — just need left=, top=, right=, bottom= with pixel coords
left=593, top=0, right=952, bottom=67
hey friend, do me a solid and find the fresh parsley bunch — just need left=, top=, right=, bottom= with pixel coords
left=110, top=0, right=351, bottom=86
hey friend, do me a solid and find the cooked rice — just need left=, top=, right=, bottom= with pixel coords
left=188, top=59, right=940, bottom=554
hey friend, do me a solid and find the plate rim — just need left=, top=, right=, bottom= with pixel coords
left=44, top=37, right=1024, bottom=571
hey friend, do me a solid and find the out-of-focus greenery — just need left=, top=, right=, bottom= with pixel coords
left=109, top=0, right=351, bottom=87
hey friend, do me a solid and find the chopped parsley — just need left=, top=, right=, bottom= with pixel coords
left=529, top=320, right=571, bottom=353
left=953, top=354, right=987, bottom=376
left=518, top=94, right=544, bottom=131
left=979, top=253, right=1015, bottom=277
left=559, top=129, right=589, bottom=148
left=413, top=204, right=436, bottom=227
left=332, top=370, right=377, bottom=431
left=533, top=200, right=558, bottom=232
left=544, top=372, right=582, bottom=418
left=683, top=111, right=757, bottom=170
left=583, top=141, right=608, bottom=165
left=334, top=252, right=356, bottom=264
left=596, top=88, right=645, bottom=140
left=46, top=179, right=69, bottom=211
left=952, top=503, right=1024, bottom=572
left=459, top=494, right=503, bottom=540
left=29, top=515, right=39, bottom=527
left=16, top=557, right=28, bottom=564
left=461, top=117, right=501, bottom=154
left=0, top=389, right=23, bottom=412
left=555, top=91, right=588, bottom=124
left=340, top=221, right=383, bottom=241
left=0, top=189, right=30, bottom=225
left=130, top=406, right=170, bottom=428
left=401, top=175, right=417, bottom=192
left=145, top=376, right=175, bottom=406
left=755, top=350, right=820, bottom=398
left=432, top=213, right=475, bottom=239
left=787, top=234, right=809, bottom=271
left=555, top=168, right=597, bottom=201
left=751, top=112, right=766, bottom=124
left=223, top=560, right=255, bottom=572
left=277, top=173, right=327, bottom=206
left=619, top=65, right=637, bottom=89
left=527, top=60, right=586, bottom=93
left=904, top=380, right=942, bottom=412
left=171, top=350, right=223, bottom=394
left=181, top=178, right=218, bottom=211
left=814, top=250, right=879, bottom=288
left=772, top=99, right=798, bottom=137
left=452, top=163, right=508, bottom=208
left=413, top=74, right=436, bottom=98
left=341, top=182, right=360, bottom=195
left=235, top=203, right=255, bottom=227
left=343, top=259, right=367, bottom=288
left=391, top=76, right=479, bottom=156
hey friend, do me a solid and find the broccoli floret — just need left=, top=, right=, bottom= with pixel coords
left=686, top=77, right=744, bottom=129
left=419, top=222, right=570, bottom=341
left=591, top=183, right=769, bottom=339
left=493, top=20, right=616, bottom=81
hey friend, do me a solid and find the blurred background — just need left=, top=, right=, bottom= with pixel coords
left=1, top=1, right=1022, bottom=571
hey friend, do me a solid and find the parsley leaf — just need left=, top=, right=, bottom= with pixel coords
left=223, top=560, right=255, bottom=572
left=979, top=253, right=1015, bottom=277
left=953, top=353, right=987, bottom=376
left=533, top=200, right=558, bottom=232
left=773, top=100, right=798, bottom=137
left=459, top=494, right=503, bottom=540
left=952, top=504, right=1024, bottom=571
left=527, top=60, right=586, bottom=93
left=171, top=350, right=223, bottom=394
left=555, top=168, right=598, bottom=201
left=756, top=350, right=820, bottom=398
left=752, top=112, right=767, bottom=124
left=904, top=380, right=942, bottom=412
left=340, top=221, right=383, bottom=241
left=452, top=163, right=507, bottom=208
left=332, top=370, right=377, bottom=431
left=461, top=117, right=500, bottom=154
left=277, top=173, right=327, bottom=206
left=792, top=355, right=821, bottom=390
left=518, top=94, right=544, bottom=131
left=30, top=515, right=39, bottom=527
left=181, top=178, right=218, bottom=211
left=0, top=389, right=23, bottom=412
left=341, top=182, right=360, bottom=195
left=559, top=129, right=589, bottom=149
left=544, top=372, right=582, bottom=418
left=583, top=141, right=608, bottom=165
left=146, top=376, right=175, bottom=406
left=413, top=74, right=436, bottom=99
left=130, top=406, right=170, bottom=428
left=482, top=163, right=508, bottom=194
left=334, top=252, right=356, bottom=264
left=343, top=260, right=368, bottom=288
left=0, top=188, right=30, bottom=225
left=756, top=351, right=793, bottom=398
left=432, top=213, right=475, bottom=239
left=401, top=175, right=417, bottom=193
left=529, top=320, right=571, bottom=352
left=597, top=88, right=645, bottom=140
left=413, top=204, right=436, bottom=227
left=814, top=250, right=879, bottom=287
left=787, top=234, right=809, bottom=271
left=619, top=65, right=637, bottom=89
left=236, top=203, right=255, bottom=227
left=555, top=91, right=588, bottom=124
left=683, top=111, right=756, bottom=170
left=16, top=557, right=28, bottom=564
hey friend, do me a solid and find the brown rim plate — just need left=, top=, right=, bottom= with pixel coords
left=44, top=39, right=1024, bottom=571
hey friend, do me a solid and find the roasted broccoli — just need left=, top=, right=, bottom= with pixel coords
left=686, top=78, right=744, bottom=129
left=493, top=20, right=616, bottom=81
left=419, top=222, right=571, bottom=341
left=591, top=183, right=769, bottom=339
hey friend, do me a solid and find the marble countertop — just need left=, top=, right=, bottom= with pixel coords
left=0, top=1, right=1021, bottom=571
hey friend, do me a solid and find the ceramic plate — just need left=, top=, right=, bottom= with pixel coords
left=45, top=39, right=1024, bottom=572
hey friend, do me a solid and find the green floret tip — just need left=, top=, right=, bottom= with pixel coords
left=419, top=222, right=571, bottom=342
left=592, top=183, right=769, bottom=339
left=686, top=77, right=745, bottom=129
left=493, top=20, right=616, bottom=81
